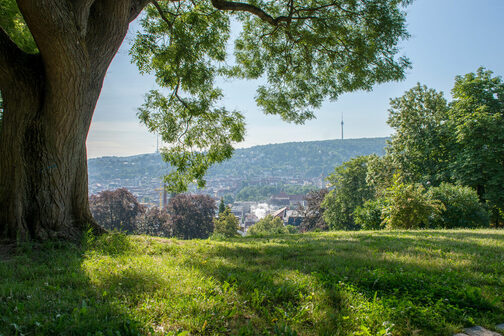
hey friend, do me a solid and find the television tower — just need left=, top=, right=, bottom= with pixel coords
left=341, top=111, right=344, bottom=140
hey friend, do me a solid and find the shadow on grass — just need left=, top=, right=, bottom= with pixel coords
left=182, top=231, right=504, bottom=335
left=2, top=231, right=502, bottom=335
left=0, top=238, right=144, bottom=336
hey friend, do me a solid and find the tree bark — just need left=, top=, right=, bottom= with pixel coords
left=0, top=0, right=149, bottom=242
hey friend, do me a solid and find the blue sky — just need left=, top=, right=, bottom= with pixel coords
left=87, top=0, right=504, bottom=158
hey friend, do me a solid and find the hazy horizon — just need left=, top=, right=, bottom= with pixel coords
left=87, top=0, right=504, bottom=158
left=88, top=136, right=389, bottom=159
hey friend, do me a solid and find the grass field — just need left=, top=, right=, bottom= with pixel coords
left=1, top=230, right=503, bottom=335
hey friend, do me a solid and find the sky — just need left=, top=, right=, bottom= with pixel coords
left=86, top=0, right=504, bottom=158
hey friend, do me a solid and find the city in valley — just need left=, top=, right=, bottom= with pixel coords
left=88, top=138, right=386, bottom=233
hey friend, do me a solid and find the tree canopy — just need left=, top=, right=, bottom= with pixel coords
left=320, top=68, right=504, bottom=230
left=322, top=155, right=375, bottom=230
left=247, top=214, right=286, bottom=235
left=167, top=193, right=216, bottom=239
left=386, top=68, right=504, bottom=221
left=128, top=0, right=412, bottom=191
left=387, top=84, right=450, bottom=185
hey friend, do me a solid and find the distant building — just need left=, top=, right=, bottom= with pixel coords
left=288, top=194, right=307, bottom=208
left=271, top=207, right=288, bottom=219
left=230, top=205, right=245, bottom=223
left=270, top=207, right=304, bottom=227
left=242, top=213, right=258, bottom=232
left=285, top=210, right=304, bottom=227
left=270, top=193, right=291, bottom=206
left=270, top=193, right=307, bottom=208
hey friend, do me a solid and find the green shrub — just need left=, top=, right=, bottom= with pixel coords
left=382, top=174, right=444, bottom=229
left=213, top=207, right=240, bottom=237
left=247, top=215, right=287, bottom=236
left=353, top=198, right=387, bottom=230
left=428, top=183, right=489, bottom=228
left=322, top=156, right=375, bottom=230
left=285, top=225, right=299, bottom=234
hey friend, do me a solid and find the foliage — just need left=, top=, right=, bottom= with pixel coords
left=365, top=154, right=396, bottom=196
left=167, top=193, right=216, bottom=239
left=386, top=84, right=451, bottom=185
left=353, top=198, right=387, bottom=230
left=427, top=183, right=489, bottom=229
left=247, top=215, right=287, bottom=235
left=135, top=206, right=173, bottom=237
left=299, top=189, right=328, bottom=232
left=382, top=175, right=444, bottom=229
left=218, top=198, right=226, bottom=214
left=284, top=225, right=299, bottom=234
left=0, top=0, right=37, bottom=53
left=323, top=156, right=375, bottom=230
left=384, top=68, right=504, bottom=224
left=130, top=0, right=411, bottom=191
left=131, top=0, right=245, bottom=191
left=222, top=193, right=235, bottom=205
left=448, top=68, right=504, bottom=219
left=89, top=188, right=145, bottom=233
left=2, top=230, right=504, bottom=335
left=236, top=183, right=316, bottom=202
left=213, top=207, right=240, bottom=237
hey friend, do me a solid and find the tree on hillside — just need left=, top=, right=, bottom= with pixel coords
left=247, top=215, right=286, bottom=236
left=89, top=188, right=145, bottom=233
left=213, top=207, right=239, bottom=237
left=448, top=69, right=504, bottom=222
left=167, top=194, right=216, bottom=239
left=218, top=199, right=226, bottom=214
left=386, top=84, right=451, bottom=185
left=365, top=154, right=396, bottom=196
left=135, top=206, right=172, bottom=237
left=427, top=183, right=489, bottom=229
left=299, top=189, right=328, bottom=232
left=322, top=156, right=375, bottom=230
left=385, top=68, right=504, bottom=224
left=381, top=174, right=444, bottom=229
left=0, top=0, right=411, bottom=242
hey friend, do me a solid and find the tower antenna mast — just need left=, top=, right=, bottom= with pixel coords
left=341, top=111, right=344, bottom=140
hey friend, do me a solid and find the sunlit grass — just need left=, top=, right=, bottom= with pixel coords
left=1, top=230, right=503, bottom=335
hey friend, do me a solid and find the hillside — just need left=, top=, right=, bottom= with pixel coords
left=2, top=230, right=503, bottom=335
left=88, top=137, right=388, bottom=186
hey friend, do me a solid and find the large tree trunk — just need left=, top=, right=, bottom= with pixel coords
left=0, top=0, right=149, bottom=242
left=0, top=57, right=103, bottom=241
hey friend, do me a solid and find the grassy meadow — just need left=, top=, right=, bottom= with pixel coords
left=1, top=230, right=503, bottom=335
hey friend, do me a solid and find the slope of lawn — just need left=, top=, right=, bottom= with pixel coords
left=1, top=230, right=503, bottom=335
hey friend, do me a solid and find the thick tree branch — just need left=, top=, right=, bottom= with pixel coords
left=210, top=0, right=319, bottom=26
left=86, top=0, right=134, bottom=71
left=151, top=0, right=174, bottom=29
left=71, top=0, right=96, bottom=37
left=211, top=0, right=279, bottom=25
left=16, top=0, right=81, bottom=46
left=129, top=0, right=152, bottom=22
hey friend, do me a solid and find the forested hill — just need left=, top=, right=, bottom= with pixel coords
left=88, top=137, right=388, bottom=183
